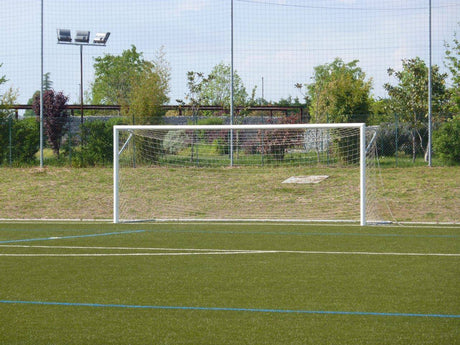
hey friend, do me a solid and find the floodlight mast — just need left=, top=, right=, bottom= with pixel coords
left=57, top=29, right=110, bottom=123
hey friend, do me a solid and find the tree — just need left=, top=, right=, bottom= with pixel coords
left=91, top=45, right=153, bottom=108
left=128, top=68, right=170, bottom=125
left=128, top=47, right=170, bottom=125
left=444, top=26, right=460, bottom=114
left=384, top=57, right=449, bottom=162
left=199, top=62, right=249, bottom=107
left=92, top=46, right=170, bottom=123
left=303, top=58, right=372, bottom=124
left=32, top=90, right=69, bottom=158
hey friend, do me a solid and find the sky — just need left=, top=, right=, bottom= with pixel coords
left=1, top=0, right=459, bottom=106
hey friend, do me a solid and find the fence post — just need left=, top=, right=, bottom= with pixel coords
left=68, top=115, right=72, bottom=165
left=8, top=114, right=13, bottom=166
left=395, top=113, right=399, bottom=167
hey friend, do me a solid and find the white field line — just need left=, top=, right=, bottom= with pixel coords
left=0, top=251, right=274, bottom=257
left=0, top=245, right=458, bottom=257
left=0, top=245, right=260, bottom=252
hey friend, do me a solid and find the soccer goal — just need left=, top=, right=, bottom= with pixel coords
left=113, top=123, right=382, bottom=225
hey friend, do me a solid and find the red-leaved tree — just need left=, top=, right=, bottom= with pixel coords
left=32, top=90, right=69, bottom=158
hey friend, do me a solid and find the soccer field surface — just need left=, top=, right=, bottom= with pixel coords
left=0, top=222, right=458, bottom=344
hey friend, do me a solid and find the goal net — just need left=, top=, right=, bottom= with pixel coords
left=114, top=124, right=383, bottom=225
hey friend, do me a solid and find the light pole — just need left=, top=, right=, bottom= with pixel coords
left=57, top=29, right=110, bottom=124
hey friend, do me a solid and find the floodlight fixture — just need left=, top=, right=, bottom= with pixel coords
left=57, top=29, right=72, bottom=42
left=93, top=32, right=110, bottom=44
left=75, top=30, right=90, bottom=43
left=56, top=28, right=110, bottom=124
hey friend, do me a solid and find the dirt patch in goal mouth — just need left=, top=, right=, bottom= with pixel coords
left=282, top=175, right=329, bottom=184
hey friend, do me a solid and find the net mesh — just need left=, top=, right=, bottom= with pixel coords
left=116, top=125, right=384, bottom=223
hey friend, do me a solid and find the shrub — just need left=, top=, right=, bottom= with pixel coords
left=163, top=130, right=189, bottom=154
left=75, top=117, right=125, bottom=166
left=12, top=118, right=39, bottom=164
left=0, top=118, right=39, bottom=165
left=257, top=114, right=301, bottom=161
left=433, top=115, right=460, bottom=165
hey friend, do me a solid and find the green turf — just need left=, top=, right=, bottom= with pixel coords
left=0, top=222, right=458, bottom=344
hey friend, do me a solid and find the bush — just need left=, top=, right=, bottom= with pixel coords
left=75, top=117, right=125, bottom=166
left=12, top=118, right=39, bottom=164
left=375, top=122, right=427, bottom=158
left=0, top=117, right=8, bottom=164
left=433, top=115, right=460, bottom=165
left=163, top=130, right=189, bottom=154
left=0, top=118, right=39, bottom=165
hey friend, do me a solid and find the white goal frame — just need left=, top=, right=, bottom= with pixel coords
left=113, top=123, right=367, bottom=225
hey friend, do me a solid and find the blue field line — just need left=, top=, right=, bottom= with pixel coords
left=144, top=229, right=460, bottom=239
left=0, top=300, right=458, bottom=318
left=0, top=227, right=458, bottom=238
left=0, top=230, right=146, bottom=244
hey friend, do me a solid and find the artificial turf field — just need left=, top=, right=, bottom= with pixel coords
left=0, top=222, right=458, bottom=345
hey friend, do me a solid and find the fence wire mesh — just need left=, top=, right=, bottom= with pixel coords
left=0, top=0, right=458, bottom=223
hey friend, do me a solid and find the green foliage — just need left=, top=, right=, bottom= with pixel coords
left=384, top=58, right=449, bottom=121
left=444, top=25, right=460, bottom=113
left=0, top=118, right=39, bottom=165
left=91, top=45, right=153, bottom=107
left=179, top=63, right=250, bottom=118
left=0, top=117, right=9, bottom=164
left=128, top=47, right=170, bottom=125
left=384, top=57, right=449, bottom=162
left=375, top=122, right=427, bottom=158
left=196, top=117, right=224, bottom=126
left=11, top=118, right=40, bottom=164
left=128, top=70, right=169, bottom=125
left=76, top=117, right=126, bottom=166
left=0, top=64, right=18, bottom=120
left=433, top=115, right=460, bottom=165
left=306, top=58, right=372, bottom=123
left=199, top=62, right=248, bottom=107
left=92, top=45, right=170, bottom=124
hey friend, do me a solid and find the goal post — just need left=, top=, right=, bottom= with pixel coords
left=114, top=123, right=378, bottom=225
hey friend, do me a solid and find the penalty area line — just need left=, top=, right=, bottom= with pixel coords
left=0, top=300, right=458, bottom=319
left=0, top=230, right=146, bottom=244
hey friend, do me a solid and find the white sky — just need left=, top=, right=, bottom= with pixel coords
left=1, top=0, right=459, bottom=105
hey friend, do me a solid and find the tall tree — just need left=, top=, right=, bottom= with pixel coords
left=128, top=47, right=171, bottom=124
left=32, top=90, right=69, bottom=158
left=195, top=62, right=249, bottom=108
left=129, top=69, right=170, bottom=125
left=91, top=45, right=153, bottom=107
left=384, top=57, right=448, bottom=161
left=304, top=58, right=372, bottom=124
